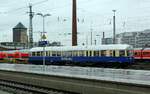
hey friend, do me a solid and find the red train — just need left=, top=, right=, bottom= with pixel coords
left=0, top=49, right=29, bottom=63
left=0, top=52, right=7, bottom=60
left=133, top=48, right=150, bottom=62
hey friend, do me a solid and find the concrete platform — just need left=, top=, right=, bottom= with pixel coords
left=0, top=69, right=149, bottom=94
left=0, top=64, right=149, bottom=94
left=0, top=64, right=150, bottom=85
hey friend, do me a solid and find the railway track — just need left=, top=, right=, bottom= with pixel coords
left=61, top=62, right=150, bottom=70
left=0, top=79, right=77, bottom=94
left=126, top=62, right=150, bottom=70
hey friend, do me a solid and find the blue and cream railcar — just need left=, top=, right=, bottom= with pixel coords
left=28, top=44, right=134, bottom=65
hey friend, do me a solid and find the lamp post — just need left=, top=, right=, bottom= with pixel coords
left=37, top=13, right=50, bottom=69
left=85, top=33, right=88, bottom=46
left=94, top=39, right=96, bottom=45
left=37, top=13, right=51, bottom=36
left=96, top=35, right=101, bottom=45
left=112, top=10, right=116, bottom=44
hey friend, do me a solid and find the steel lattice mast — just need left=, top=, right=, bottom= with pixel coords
left=28, top=4, right=34, bottom=48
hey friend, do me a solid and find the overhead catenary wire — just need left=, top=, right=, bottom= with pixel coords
left=1, top=0, right=150, bottom=43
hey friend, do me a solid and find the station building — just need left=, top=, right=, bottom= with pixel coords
left=102, top=29, right=150, bottom=48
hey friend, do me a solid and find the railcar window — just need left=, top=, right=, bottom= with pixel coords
left=55, top=51, right=58, bottom=56
left=49, top=51, right=51, bottom=56
left=82, top=51, right=84, bottom=56
left=32, top=52, right=36, bottom=56
left=135, top=52, right=140, bottom=55
left=8, top=56, right=13, bottom=58
left=46, top=51, right=49, bottom=56
left=113, top=51, right=116, bottom=57
left=52, top=51, right=57, bottom=56
left=127, top=50, right=132, bottom=56
left=63, top=51, right=67, bottom=56
left=57, top=51, right=61, bottom=56
left=101, top=50, right=106, bottom=56
left=41, top=51, right=44, bottom=56
left=66, top=51, right=69, bottom=56
left=119, top=50, right=125, bottom=56
left=73, top=51, right=78, bottom=56
left=34, top=52, right=37, bottom=56
left=71, top=51, right=73, bottom=56
left=143, top=52, right=150, bottom=55
left=56, top=51, right=58, bottom=56
left=99, top=51, right=101, bottom=56
left=109, top=50, right=113, bottom=56
left=93, top=51, right=95, bottom=56
left=78, top=51, right=83, bottom=56
left=89, top=51, right=92, bottom=56
left=66, top=51, right=72, bottom=56
left=72, top=51, right=74, bottom=56
left=85, top=51, right=88, bottom=56
left=62, top=51, right=65, bottom=56
left=94, top=51, right=99, bottom=56
left=78, top=51, right=81, bottom=56
left=37, top=52, right=40, bottom=56
left=134, top=52, right=138, bottom=55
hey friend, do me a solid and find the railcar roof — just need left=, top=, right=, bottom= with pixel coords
left=30, top=44, right=132, bottom=52
left=0, top=49, right=29, bottom=53
left=134, top=48, right=150, bottom=50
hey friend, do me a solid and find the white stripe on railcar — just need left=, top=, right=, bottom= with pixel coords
left=30, top=44, right=133, bottom=52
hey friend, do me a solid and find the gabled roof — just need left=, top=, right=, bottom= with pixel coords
left=14, top=22, right=26, bottom=29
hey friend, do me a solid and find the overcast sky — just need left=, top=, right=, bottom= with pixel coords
left=0, top=0, right=150, bottom=45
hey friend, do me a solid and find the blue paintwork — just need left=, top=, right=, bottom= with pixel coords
left=28, top=56, right=134, bottom=65
left=72, top=56, right=133, bottom=63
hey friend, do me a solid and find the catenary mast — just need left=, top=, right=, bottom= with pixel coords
left=28, top=4, right=34, bottom=48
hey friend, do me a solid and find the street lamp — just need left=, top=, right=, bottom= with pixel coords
left=37, top=13, right=51, bottom=69
left=112, top=10, right=116, bottom=44
left=36, top=13, right=51, bottom=35
left=96, top=35, right=101, bottom=45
